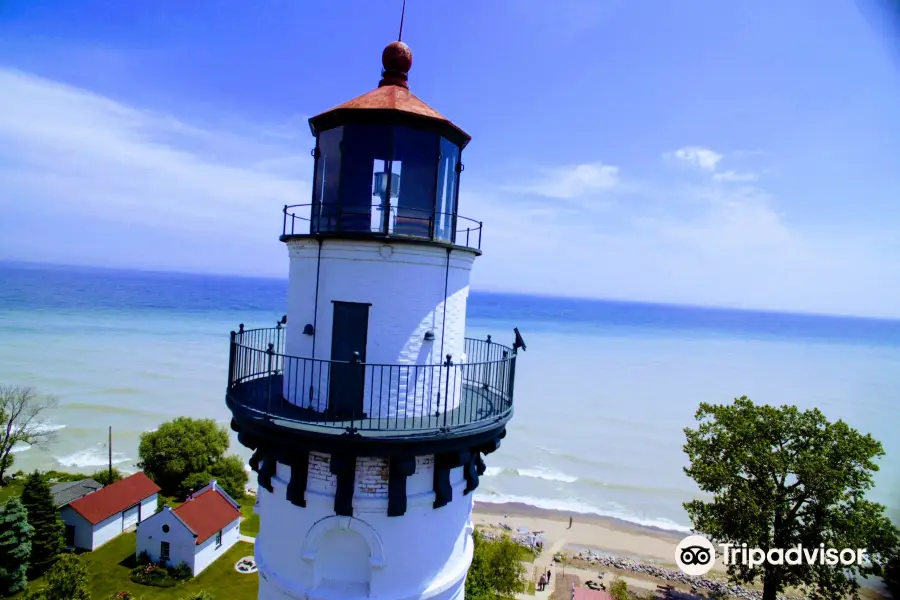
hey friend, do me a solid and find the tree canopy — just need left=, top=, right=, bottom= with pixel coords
left=89, top=468, right=123, bottom=487
left=25, top=554, right=90, bottom=600
left=0, top=387, right=59, bottom=484
left=465, top=531, right=526, bottom=600
left=138, top=417, right=247, bottom=499
left=683, top=396, right=899, bottom=600
left=0, top=498, right=34, bottom=595
left=19, top=472, right=63, bottom=578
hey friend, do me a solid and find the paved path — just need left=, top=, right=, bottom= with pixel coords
left=239, top=534, right=256, bottom=544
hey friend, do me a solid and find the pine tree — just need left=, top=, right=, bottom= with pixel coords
left=19, top=472, right=63, bottom=578
left=0, top=498, right=34, bottom=595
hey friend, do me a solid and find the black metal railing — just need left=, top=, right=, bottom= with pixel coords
left=281, top=203, right=483, bottom=251
left=226, top=325, right=516, bottom=437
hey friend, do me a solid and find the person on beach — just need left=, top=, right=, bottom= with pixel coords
left=547, top=568, right=551, bottom=583
left=568, top=516, right=573, bottom=529
left=538, top=574, right=546, bottom=591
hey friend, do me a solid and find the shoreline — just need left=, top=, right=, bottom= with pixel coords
left=472, top=500, right=686, bottom=566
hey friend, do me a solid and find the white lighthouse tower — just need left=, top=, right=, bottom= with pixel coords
left=226, top=38, right=523, bottom=600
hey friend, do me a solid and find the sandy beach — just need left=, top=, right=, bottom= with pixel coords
left=472, top=502, right=889, bottom=599
left=473, top=501, right=686, bottom=566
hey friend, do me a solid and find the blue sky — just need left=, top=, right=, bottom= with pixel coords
left=1, top=1, right=900, bottom=317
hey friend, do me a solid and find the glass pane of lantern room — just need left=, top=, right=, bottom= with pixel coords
left=435, top=137, right=460, bottom=243
left=313, top=127, right=343, bottom=233
left=338, top=124, right=393, bottom=233
left=392, top=127, right=439, bottom=238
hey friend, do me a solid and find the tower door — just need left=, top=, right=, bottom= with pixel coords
left=328, top=301, right=370, bottom=418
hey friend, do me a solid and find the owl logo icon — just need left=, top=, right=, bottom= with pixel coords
left=675, top=535, right=716, bottom=576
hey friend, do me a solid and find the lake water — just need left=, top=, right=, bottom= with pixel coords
left=1, top=261, right=898, bottom=532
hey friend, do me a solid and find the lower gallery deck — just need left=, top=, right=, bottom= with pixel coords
left=228, top=374, right=512, bottom=439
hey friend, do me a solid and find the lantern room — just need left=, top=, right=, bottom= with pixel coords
left=299, top=41, right=475, bottom=247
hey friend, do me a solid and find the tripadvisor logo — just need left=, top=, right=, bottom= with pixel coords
left=675, top=535, right=868, bottom=577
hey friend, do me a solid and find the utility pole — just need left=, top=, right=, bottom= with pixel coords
left=108, top=426, right=113, bottom=483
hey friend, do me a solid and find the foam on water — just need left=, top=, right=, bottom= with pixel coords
left=484, top=466, right=579, bottom=483
left=55, top=446, right=131, bottom=468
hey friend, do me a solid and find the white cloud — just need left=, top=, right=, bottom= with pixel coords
left=713, top=170, right=759, bottom=182
left=666, top=146, right=723, bottom=171
left=0, top=68, right=308, bottom=232
left=503, top=161, right=619, bottom=199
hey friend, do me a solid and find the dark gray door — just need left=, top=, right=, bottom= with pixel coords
left=328, top=301, right=369, bottom=418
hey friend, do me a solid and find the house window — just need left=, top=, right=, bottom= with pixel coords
left=162, top=524, right=169, bottom=533
left=160, top=541, right=170, bottom=561
left=215, top=531, right=222, bottom=548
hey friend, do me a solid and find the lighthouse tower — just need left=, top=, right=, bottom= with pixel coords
left=226, top=39, right=522, bottom=600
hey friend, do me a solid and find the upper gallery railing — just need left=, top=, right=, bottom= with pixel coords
left=281, top=204, right=483, bottom=251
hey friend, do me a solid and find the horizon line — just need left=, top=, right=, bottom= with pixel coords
left=2, top=258, right=899, bottom=324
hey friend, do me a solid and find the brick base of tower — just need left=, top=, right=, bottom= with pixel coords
left=253, top=453, right=476, bottom=600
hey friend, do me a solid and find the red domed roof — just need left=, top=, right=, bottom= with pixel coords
left=308, top=41, right=470, bottom=146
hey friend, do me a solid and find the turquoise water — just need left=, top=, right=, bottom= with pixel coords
left=1, top=261, right=898, bottom=532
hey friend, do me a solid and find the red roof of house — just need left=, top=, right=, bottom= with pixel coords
left=572, top=587, right=613, bottom=600
left=173, top=488, right=241, bottom=545
left=68, top=472, right=160, bottom=525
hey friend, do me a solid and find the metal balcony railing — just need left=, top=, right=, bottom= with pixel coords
left=226, top=326, right=516, bottom=438
left=281, top=204, right=483, bottom=251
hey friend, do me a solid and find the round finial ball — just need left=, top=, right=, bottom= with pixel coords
left=382, top=41, right=412, bottom=74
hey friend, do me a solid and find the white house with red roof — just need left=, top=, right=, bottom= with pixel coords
left=135, top=480, right=242, bottom=576
left=60, top=471, right=160, bottom=551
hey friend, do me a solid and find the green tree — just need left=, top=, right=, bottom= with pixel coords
left=465, top=531, right=526, bottom=600
left=0, top=387, right=59, bottom=484
left=181, top=455, right=247, bottom=501
left=24, top=554, right=89, bottom=600
left=683, top=397, right=899, bottom=600
left=89, top=467, right=123, bottom=487
left=138, top=417, right=246, bottom=499
left=19, top=472, right=63, bottom=578
left=608, top=577, right=629, bottom=600
left=0, top=498, right=34, bottom=595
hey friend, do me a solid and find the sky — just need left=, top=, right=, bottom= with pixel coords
left=1, top=1, right=900, bottom=318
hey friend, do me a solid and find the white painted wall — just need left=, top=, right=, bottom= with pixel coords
left=91, top=511, right=126, bottom=550
left=193, top=518, right=240, bottom=575
left=59, top=507, right=93, bottom=550
left=283, top=239, right=475, bottom=418
left=136, top=508, right=197, bottom=572
left=255, top=454, right=474, bottom=600
left=140, top=494, right=158, bottom=521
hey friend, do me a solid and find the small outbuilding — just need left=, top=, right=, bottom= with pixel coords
left=60, top=472, right=160, bottom=550
left=135, top=480, right=242, bottom=576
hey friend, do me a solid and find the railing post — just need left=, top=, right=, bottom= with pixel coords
left=266, top=343, right=275, bottom=419
left=351, top=351, right=362, bottom=425
left=442, top=354, right=452, bottom=427
left=228, top=331, right=237, bottom=392
left=283, top=205, right=288, bottom=236
left=478, top=222, right=483, bottom=250
left=505, top=350, right=515, bottom=409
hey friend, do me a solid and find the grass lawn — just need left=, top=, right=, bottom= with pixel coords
left=239, top=496, right=259, bottom=538
left=0, top=480, right=25, bottom=503
left=16, top=533, right=258, bottom=599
